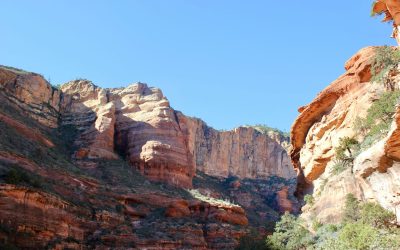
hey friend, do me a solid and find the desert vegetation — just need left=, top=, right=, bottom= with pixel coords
left=266, top=194, right=400, bottom=250
left=330, top=49, right=400, bottom=176
left=249, top=124, right=290, bottom=139
left=354, top=90, right=400, bottom=147
left=370, top=46, right=400, bottom=89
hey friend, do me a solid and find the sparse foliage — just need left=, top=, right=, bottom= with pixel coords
left=353, top=90, right=400, bottom=150
left=371, top=46, right=400, bottom=89
left=304, top=194, right=314, bottom=206
left=331, top=137, right=359, bottom=175
left=267, top=192, right=400, bottom=249
left=337, top=222, right=380, bottom=250
left=335, top=137, right=359, bottom=162
left=249, top=124, right=290, bottom=139
left=4, top=167, right=42, bottom=188
left=360, top=202, right=396, bottom=229
left=343, top=193, right=360, bottom=223
left=266, top=212, right=313, bottom=250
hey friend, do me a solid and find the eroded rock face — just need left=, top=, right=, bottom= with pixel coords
left=0, top=185, right=89, bottom=249
left=0, top=65, right=295, bottom=189
left=0, top=183, right=249, bottom=250
left=59, top=80, right=295, bottom=188
left=0, top=67, right=294, bottom=188
left=372, top=0, right=400, bottom=44
left=61, top=80, right=118, bottom=161
left=0, top=67, right=298, bottom=249
left=0, top=65, right=297, bottom=249
left=290, top=47, right=400, bottom=223
left=290, top=47, right=376, bottom=184
left=179, top=114, right=295, bottom=180
left=60, top=81, right=195, bottom=187
left=0, top=67, right=60, bottom=128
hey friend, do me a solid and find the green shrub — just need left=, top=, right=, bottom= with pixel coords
left=312, top=219, right=323, bottom=231
left=5, top=167, right=42, bottom=188
left=337, top=222, right=380, bottom=250
left=343, top=193, right=360, bottom=223
left=51, top=83, right=62, bottom=90
left=330, top=160, right=348, bottom=175
left=267, top=194, right=400, bottom=250
left=364, top=90, right=400, bottom=128
left=354, top=90, right=400, bottom=149
left=266, top=212, right=313, bottom=250
left=371, top=46, right=400, bottom=88
left=0, top=65, right=30, bottom=75
left=335, top=137, right=359, bottom=162
left=303, top=194, right=314, bottom=206
left=318, top=179, right=328, bottom=194
left=331, top=137, right=359, bottom=175
left=267, top=193, right=400, bottom=249
left=360, top=202, right=396, bottom=229
left=353, top=116, right=369, bottom=136
left=249, top=124, right=290, bottom=139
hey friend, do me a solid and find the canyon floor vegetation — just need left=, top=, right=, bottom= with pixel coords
left=265, top=194, right=400, bottom=250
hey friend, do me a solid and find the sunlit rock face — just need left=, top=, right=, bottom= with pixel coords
left=60, top=81, right=195, bottom=187
left=0, top=64, right=295, bottom=191
left=290, top=47, right=400, bottom=223
left=0, top=65, right=298, bottom=249
left=178, top=113, right=296, bottom=181
left=372, top=0, right=400, bottom=44
left=59, top=80, right=296, bottom=188
left=61, top=80, right=118, bottom=161
left=0, top=67, right=60, bottom=128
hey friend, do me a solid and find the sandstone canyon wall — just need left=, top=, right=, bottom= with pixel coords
left=0, top=65, right=296, bottom=249
left=290, top=47, right=400, bottom=224
left=59, top=80, right=296, bottom=187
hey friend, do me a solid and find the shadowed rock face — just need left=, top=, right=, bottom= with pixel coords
left=290, top=47, right=400, bottom=224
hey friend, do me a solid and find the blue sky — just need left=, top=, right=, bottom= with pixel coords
left=1, top=1, right=396, bottom=131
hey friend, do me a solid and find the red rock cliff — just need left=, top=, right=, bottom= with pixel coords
left=59, top=79, right=296, bottom=188
left=0, top=65, right=296, bottom=249
left=290, top=47, right=400, bottom=224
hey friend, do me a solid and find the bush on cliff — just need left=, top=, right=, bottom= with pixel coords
left=363, top=90, right=400, bottom=130
left=303, top=194, right=314, bottom=206
left=371, top=46, right=400, bottom=88
left=4, top=166, right=42, bottom=188
left=266, top=212, right=313, bottom=250
left=331, top=137, right=359, bottom=175
left=249, top=124, right=290, bottom=139
left=354, top=90, right=400, bottom=150
left=359, top=202, right=396, bottom=229
left=343, top=193, right=360, bottom=223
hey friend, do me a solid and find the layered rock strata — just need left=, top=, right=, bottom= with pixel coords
left=58, top=79, right=296, bottom=188
left=0, top=66, right=60, bottom=128
left=0, top=65, right=297, bottom=249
